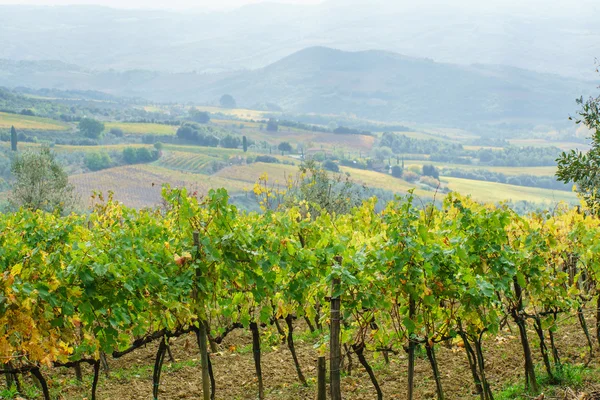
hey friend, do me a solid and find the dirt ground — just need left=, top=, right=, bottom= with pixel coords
left=8, top=314, right=600, bottom=400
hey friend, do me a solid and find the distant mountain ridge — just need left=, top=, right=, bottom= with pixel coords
left=0, top=47, right=595, bottom=126
left=1, top=2, right=599, bottom=78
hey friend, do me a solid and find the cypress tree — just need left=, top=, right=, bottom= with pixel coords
left=10, top=126, right=17, bottom=152
left=243, top=136, right=248, bottom=152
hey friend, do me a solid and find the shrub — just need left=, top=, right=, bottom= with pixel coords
left=110, top=127, right=124, bottom=137
left=204, top=160, right=228, bottom=174
left=188, top=108, right=210, bottom=123
left=402, top=171, right=419, bottom=182
left=340, top=159, right=368, bottom=170
left=322, top=160, right=340, bottom=172
left=123, top=147, right=160, bottom=164
left=407, top=165, right=422, bottom=175
left=422, top=164, right=440, bottom=179
left=391, top=165, right=403, bottom=178
left=85, top=152, right=112, bottom=171
left=420, top=175, right=440, bottom=189
left=255, top=155, right=279, bottom=164
left=278, top=141, right=292, bottom=154
left=266, top=118, right=279, bottom=132
left=78, top=118, right=105, bottom=139
left=311, top=153, right=326, bottom=162
left=123, top=147, right=137, bottom=164
left=221, top=135, right=241, bottom=149
left=135, top=148, right=155, bottom=163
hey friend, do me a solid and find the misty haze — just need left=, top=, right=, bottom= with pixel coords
left=1, top=1, right=600, bottom=399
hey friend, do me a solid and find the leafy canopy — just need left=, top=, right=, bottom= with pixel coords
left=9, top=147, right=77, bottom=213
left=78, top=117, right=105, bottom=139
left=557, top=91, right=600, bottom=212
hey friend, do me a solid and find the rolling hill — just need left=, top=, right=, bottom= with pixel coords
left=0, top=47, right=594, bottom=127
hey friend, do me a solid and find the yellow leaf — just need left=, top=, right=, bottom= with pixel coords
left=11, top=263, right=22, bottom=276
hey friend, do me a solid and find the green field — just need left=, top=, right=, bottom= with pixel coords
left=104, top=122, right=177, bottom=135
left=403, top=160, right=558, bottom=177
left=508, top=138, right=590, bottom=151
left=0, top=112, right=70, bottom=131
left=1, top=142, right=152, bottom=153
left=442, top=176, right=578, bottom=204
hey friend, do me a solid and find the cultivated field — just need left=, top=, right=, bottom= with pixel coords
left=338, top=167, right=434, bottom=199
left=215, top=162, right=300, bottom=185
left=154, top=151, right=222, bottom=173
left=191, top=106, right=273, bottom=119
left=404, top=160, right=558, bottom=177
left=442, top=176, right=578, bottom=204
left=1, top=142, right=153, bottom=153
left=70, top=164, right=248, bottom=209
left=251, top=130, right=376, bottom=152
left=163, top=145, right=248, bottom=158
left=508, top=138, right=590, bottom=151
left=0, top=112, right=70, bottom=131
left=22, top=311, right=600, bottom=400
left=104, top=122, right=177, bottom=135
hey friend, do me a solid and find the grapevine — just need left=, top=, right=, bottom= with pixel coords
left=1, top=187, right=599, bottom=399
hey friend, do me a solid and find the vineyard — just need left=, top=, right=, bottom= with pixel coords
left=2, top=187, right=600, bottom=400
left=155, top=151, right=225, bottom=174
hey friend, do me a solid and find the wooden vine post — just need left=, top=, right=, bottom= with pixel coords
left=317, top=357, right=327, bottom=400
left=194, top=231, right=211, bottom=400
left=330, top=255, right=343, bottom=400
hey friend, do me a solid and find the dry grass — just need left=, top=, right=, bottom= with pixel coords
left=0, top=112, right=70, bottom=131
left=70, top=164, right=247, bottom=209
left=339, top=167, right=434, bottom=198
left=215, top=162, right=300, bottom=185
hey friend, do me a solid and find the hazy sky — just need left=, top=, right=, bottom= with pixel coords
left=0, top=0, right=324, bottom=10
left=1, top=0, right=597, bottom=14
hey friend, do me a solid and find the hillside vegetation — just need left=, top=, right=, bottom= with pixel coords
left=0, top=112, right=69, bottom=131
left=0, top=47, right=591, bottom=127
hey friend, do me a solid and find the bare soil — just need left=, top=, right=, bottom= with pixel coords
left=8, top=314, right=600, bottom=400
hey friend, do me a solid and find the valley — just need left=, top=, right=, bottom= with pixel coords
left=0, top=85, right=582, bottom=213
